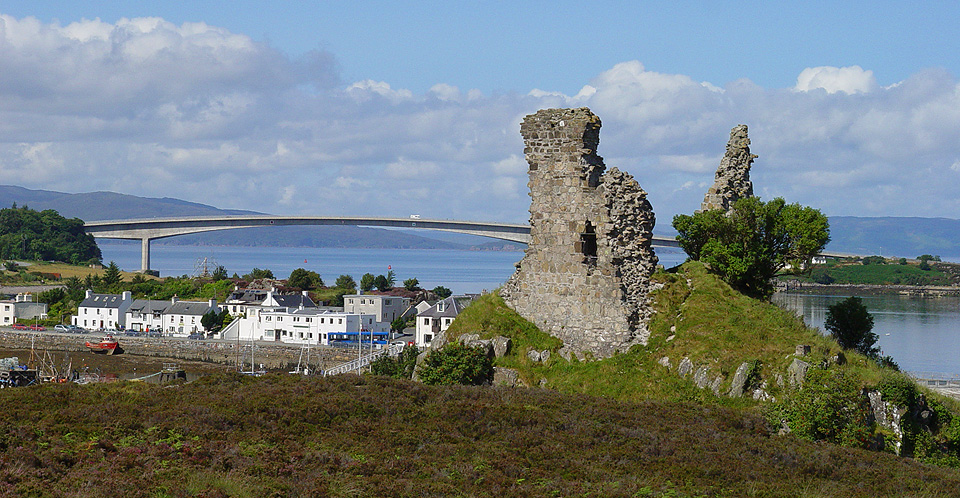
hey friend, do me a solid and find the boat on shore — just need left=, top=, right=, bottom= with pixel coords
left=85, top=336, right=121, bottom=355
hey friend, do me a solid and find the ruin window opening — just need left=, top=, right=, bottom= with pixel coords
left=581, top=221, right=597, bottom=267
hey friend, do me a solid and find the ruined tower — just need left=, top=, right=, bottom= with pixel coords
left=700, top=124, right=756, bottom=212
left=501, top=108, right=658, bottom=359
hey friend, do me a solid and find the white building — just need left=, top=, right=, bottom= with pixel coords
left=0, top=293, right=48, bottom=326
left=415, top=296, right=465, bottom=348
left=164, top=298, right=219, bottom=336
left=125, top=299, right=172, bottom=333
left=73, top=290, right=132, bottom=330
left=343, top=294, right=411, bottom=331
left=225, top=306, right=383, bottom=345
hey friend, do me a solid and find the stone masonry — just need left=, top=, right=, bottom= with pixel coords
left=700, top=124, right=756, bottom=212
left=501, top=108, right=658, bottom=359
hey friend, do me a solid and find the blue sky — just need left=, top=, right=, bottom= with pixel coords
left=1, top=2, right=959, bottom=224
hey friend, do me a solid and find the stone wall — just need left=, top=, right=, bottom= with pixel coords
left=501, top=108, right=658, bottom=359
left=700, top=124, right=756, bottom=212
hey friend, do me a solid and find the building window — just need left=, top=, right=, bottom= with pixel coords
left=423, top=318, right=429, bottom=325
left=425, top=334, right=433, bottom=343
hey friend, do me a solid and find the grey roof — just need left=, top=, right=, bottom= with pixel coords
left=226, top=289, right=269, bottom=304
left=127, top=299, right=171, bottom=314
left=166, top=301, right=216, bottom=316
left=418, top=297, right=463, bottom=319
left=78, top=293, right=128, bottom=309
left=274, top=294, right=317, bottom=308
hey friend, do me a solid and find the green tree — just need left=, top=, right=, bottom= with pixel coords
left=212, top=265, right=228, bottom=281
left=374, top=274, right=390, bottom=291
left=391, top=316, right=410, bottom=332
left=403, top=278, right=420, bottom=291
left=417, top=343, right=494, bottom=386
left=359, top=273, right=376, bottom=292
left=335, top=275, right=356, bottom=290
left=370, top=345, right=420, bottom=379
left=385, top=270, right=396, bottom=287
left=287, top=268, right=323, bottom=290
left=201, top=310, right=219, bottom=331
left=102, top=261, right=122, bottom=286
left=825, top=296, right=878, bottom=358
left=432, top=286, right=453, bottom=299
left=673, top=197, right=830, bottom=299
left=245, top=268, right=274, bottom=280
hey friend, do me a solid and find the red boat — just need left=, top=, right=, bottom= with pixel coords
left=86, top=336, right=120, bottom=355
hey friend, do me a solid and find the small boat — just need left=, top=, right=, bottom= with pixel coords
left=86, top=336, right=120, bottom=355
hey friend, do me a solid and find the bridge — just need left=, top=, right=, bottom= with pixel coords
left=83, top=215, right=682, bottom=273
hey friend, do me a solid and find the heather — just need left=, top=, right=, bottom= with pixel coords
left=3, top=374, right=960, bottom=498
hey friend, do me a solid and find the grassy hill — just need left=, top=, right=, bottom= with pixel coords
left=4, top=261, right=960, bottom=495
left=3, top=374, right=960, bottom=497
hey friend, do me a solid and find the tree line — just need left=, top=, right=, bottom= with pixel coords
left=0, top=205, right=101, bottom=264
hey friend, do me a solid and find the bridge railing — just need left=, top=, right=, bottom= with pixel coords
left=906, top=372, right=960, bottom=388
left=323, top=343, right=405, bottom=377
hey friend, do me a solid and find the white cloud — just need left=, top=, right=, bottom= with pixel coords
left=795, top=65, right=879, bottom=94
left=2, top=14, right=960, bottom=224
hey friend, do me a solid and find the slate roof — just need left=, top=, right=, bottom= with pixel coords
left=78, top=293, right=128, bottom=309
left=274, top=294, right=317, bottom=308
left=417, top=297, right=464, bottom=319
left=166, top=301, right=216, bottom=316
left=226, top=289, right=269, bottom=304
left=127, top=299, right=171, bottom=314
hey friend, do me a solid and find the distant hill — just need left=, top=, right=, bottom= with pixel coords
left=826, top=216, right=960, bottom=259
left=5, top=186, right=954, bottom=256
left=0, top=185, right=522, bottom=251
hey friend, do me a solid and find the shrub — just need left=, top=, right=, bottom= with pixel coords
left=370, top=345, right=419, bottom=379
left=418, top=343, right=493, bottom=386
left=778, top=368, right=873, bottom=448
left=825, top=296, right=878, bottom=358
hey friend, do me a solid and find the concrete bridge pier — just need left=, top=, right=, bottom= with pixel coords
left=141, top=237, right=151, bottom=274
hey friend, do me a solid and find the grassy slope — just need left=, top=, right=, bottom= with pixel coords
left=446, top=262, right=866, bottom=405
left=3, top=374, right=960, bottom=498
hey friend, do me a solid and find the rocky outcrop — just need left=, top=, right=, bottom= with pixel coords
left=501, top=108, right=658, bottom=359
left=700, top=124, right=756, bottom=213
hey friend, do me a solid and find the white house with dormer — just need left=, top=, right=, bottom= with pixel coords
left=415, top=296, right=465, bottom=348
left=73, top=290, right=133, bottom=330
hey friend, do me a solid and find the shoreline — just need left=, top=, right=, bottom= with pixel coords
left=777, top=281, right=960, bottom=297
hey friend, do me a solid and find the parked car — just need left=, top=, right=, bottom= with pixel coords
left=27, top=325, right=45, bottom=331
left=187, top=332, right=206, bottom=340
left=146, top=330, right=162, bottom=338
left=54, top=324, right=70, bottom=333
left=123, top=329, right=141, bottom=337
left=11, top=323, right=27, bottom=330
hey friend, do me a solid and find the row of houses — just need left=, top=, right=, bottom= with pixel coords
left=0, top=293, right=48, bottom=326
left=72, top=290, right=221, bottom=336
left=70, top=286, right=469, bottom=347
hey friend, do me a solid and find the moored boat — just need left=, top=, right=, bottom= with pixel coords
left=86, top=336, right=120, bottom=355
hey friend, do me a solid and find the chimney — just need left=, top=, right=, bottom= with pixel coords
left=171, top=295, right=179, bottom=304
left=209, top=299, right=217, bottom=308
left=121, top=291, right=132, bottom=302
left=85, top=289, right=93, bottom=299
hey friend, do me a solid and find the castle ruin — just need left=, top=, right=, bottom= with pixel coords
left=700, top=124, right=756, bottom=212
left=501, top=108, right=658, bottom=359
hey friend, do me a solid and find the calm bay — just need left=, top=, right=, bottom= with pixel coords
left=773, top=292, right=960, bottom=376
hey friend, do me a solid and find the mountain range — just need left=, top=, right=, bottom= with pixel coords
left=1, top=185, right=956, bottom=258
